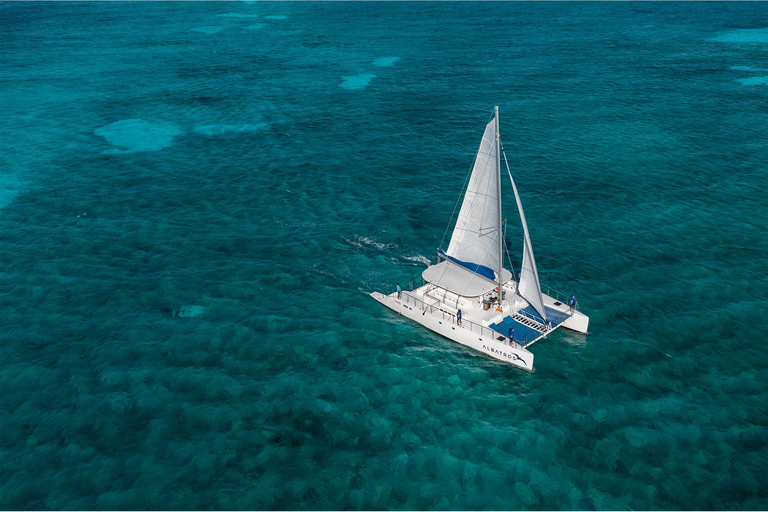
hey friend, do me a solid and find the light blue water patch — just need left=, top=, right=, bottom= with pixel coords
left=0, top=173, right=25, bottom=211
left=730, top=66, right=768, bottom=72
left=191, top=26, right=225, bottom=34
left=736, top=76, right=768, bottom=86
left=374, top=57, right=400, bottom=67
left=216, top=13, right=259, bottom=18
left=4, top=3, right=768, bottom=511
left=245, top=24, right=266, bottom=30
left=193, top=123, right=269, bottom=136
left=264, top=15, right=288, bottom=20
left=341, top=74, right=376, bottom=90
left=711, top=28, right=768, bottom=43
left=95, top=119, right=182, bottom=153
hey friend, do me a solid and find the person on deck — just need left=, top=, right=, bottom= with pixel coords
left=397, top=283, right=401, bottom=299
left=457, top=309, right=462, bottom=326
left=508, top=327, right=515, bottom=342
left=569, top=294, right=577, bottom=312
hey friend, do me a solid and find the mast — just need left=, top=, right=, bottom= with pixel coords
left=495, top=105, right=503, bottom=311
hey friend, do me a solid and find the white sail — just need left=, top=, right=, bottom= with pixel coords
left=445, top=116, right=501, bottom=279
left=371, top=107, right=590, bottom=372
left=507, top=166, right=547, bottom=322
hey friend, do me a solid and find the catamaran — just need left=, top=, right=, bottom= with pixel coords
left=370, top=106, right=588, bottom=371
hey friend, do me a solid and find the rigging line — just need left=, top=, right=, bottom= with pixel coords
left=500, top=139, right=522, bottom=294
left=502, top=137, right=547, bottom=321
left=438, top=109, right=498, bottom=253
left=455, top=109, right=502, bottom=297
left=503, top=219, right=518, bottom=285
left=439, top=150, right=476, bottom=252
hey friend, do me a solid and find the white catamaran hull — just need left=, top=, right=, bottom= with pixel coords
left=370, top=291, right=535, bottom=371
left=370, top=107, right=589, bottom=371
left=561, top=310, right=589, bottom=334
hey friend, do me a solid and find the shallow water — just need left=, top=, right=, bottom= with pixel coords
left=1, top=2, right=767, bottom=510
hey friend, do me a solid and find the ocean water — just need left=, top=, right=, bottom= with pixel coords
left=1, top=2, right=767, bottom=510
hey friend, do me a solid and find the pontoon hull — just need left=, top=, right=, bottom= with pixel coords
left=370, top=291, right=535, bottom=371
left=561, top=310, right=589, bottom=334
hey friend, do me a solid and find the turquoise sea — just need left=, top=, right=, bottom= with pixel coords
left=2, top=2, right=767, bottom=510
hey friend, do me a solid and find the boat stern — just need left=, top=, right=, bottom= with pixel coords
left=561, top=310, right=589, bottom=334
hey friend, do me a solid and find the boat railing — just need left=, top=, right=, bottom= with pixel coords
left=424, top=286, right=461, bottom=309
left=400, top=292, right=524, bottom=351
left=517, top=330, right=541, bottom=347
left=541, top=283, right=579, bottom=312
left=406, top=273, right=427, bottom=292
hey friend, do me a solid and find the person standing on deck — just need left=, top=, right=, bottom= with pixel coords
left=508, top=327, right=515, bottom=342
left=569, top=294, right=577, bottom=313
left=397, top=283, right=401, bottom=299
left=457, top=309, right=462, bottom=326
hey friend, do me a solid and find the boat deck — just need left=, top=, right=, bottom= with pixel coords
left=489, top=316, right=539, bottom=346
left=408, top=280, right=575, bottom=348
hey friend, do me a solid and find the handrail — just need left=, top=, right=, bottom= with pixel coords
left=399, top=292, right=524, bottom=351
left=517, top=330, right=540, bottom=347
left=541, top=283, right=579, bottom=311
left=401, top=260, right=579, bottom=312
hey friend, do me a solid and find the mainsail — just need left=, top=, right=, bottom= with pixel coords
left=425, top=109, right=544, bottom=310
left=506, top=165, right=547, bottom=322
left=445, top=116, right=501, bottom=280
